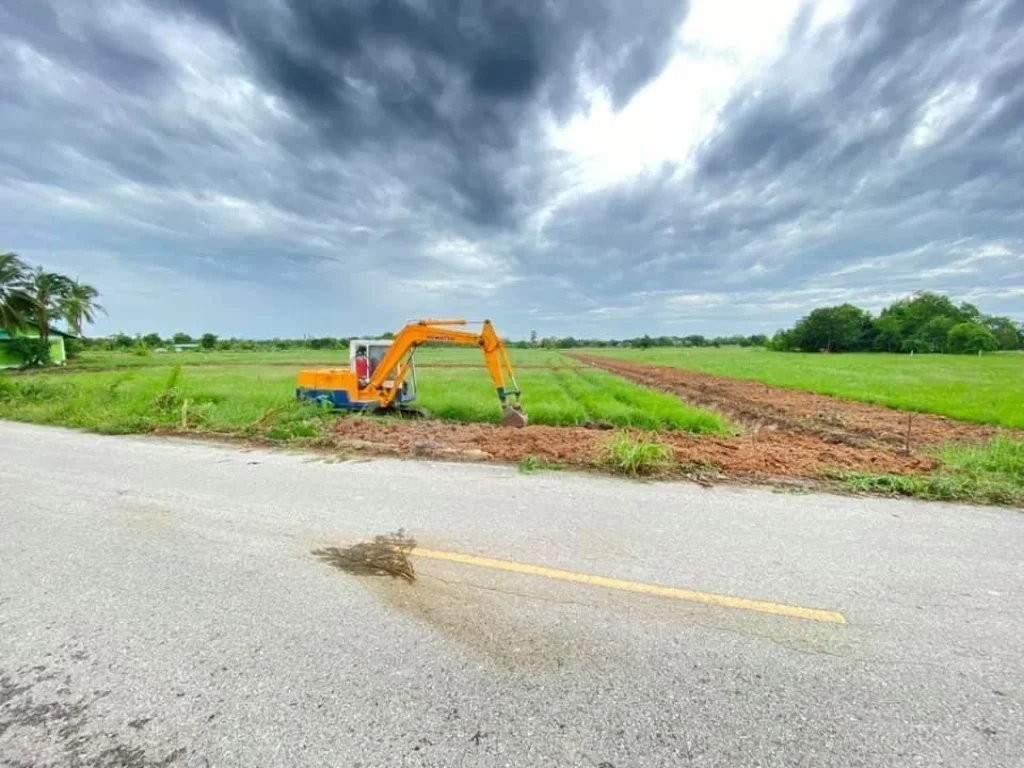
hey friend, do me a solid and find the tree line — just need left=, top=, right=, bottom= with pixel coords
left=511, top=333, right=769, bottom=349
left=84, top=331, right=773, bottom=353
left=86, top=332, right=329, bottom=352
left=1, top=252, right=104, bottom=364
left=770, top=292, right=1023, bottom=354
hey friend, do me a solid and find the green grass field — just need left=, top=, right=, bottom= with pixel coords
left=586, top=347, right=1024, bottom=429
left=0, top=354, right=729, bottom=436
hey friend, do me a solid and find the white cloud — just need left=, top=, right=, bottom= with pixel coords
left=543, top=0, right=850, bottom=198
left=907, top=82, right=980, bottom=150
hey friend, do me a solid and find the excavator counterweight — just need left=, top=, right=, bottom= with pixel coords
left=295, top=319, right=528, bottom=427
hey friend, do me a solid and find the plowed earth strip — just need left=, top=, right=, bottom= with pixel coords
left=328, top=418, right=935, bottom=480
left=571, top=354, right=1019, bottom=449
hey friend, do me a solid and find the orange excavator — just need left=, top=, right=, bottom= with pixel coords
left=295, top=319, right=528, bottom=427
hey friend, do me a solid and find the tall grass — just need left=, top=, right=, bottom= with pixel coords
left=416, top=367, right=729, bottom=433
left=0, top=365, right=332, bottom=440
left=831, top=437, right=1024, bottom=507
left=602, top=432, right=672, bottom=477
left=0, top=361, right=730, bottom=435
left=587, top=347, right=1024, bottom=429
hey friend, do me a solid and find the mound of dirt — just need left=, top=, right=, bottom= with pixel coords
left=572, top=354, right=1018, bottom=450
left=328, top=418, right=936, bottom=479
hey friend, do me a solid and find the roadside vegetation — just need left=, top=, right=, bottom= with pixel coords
left=602, top=432, right=673, bottom=477
left=517, top=456, right=562, bottom=474
left=0, top=359, right=730, bottom=436
left=830, top=438, right=1024, bottom=507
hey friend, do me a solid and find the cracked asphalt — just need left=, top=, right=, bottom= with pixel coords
left=1, top=421, right=1022, bottom=767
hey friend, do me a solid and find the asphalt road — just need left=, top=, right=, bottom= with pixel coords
left=1, top=422, right=1022, bottom=767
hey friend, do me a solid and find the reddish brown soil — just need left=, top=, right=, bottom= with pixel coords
left=572, top=354, right=1017, bottom=450
left=328, top=417, right=936, bottom=479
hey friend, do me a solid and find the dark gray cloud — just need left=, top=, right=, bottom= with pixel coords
left=0, top=0, right=1022, bottom=338
left=151, top=0, right=688, bottom=226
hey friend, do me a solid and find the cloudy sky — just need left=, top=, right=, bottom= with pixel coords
left=1, top=0, right=1022, bottom=339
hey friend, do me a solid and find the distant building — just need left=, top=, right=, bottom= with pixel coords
left=0, top=327, right=76, bottom=369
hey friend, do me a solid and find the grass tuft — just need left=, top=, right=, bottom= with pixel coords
left=517, top=455, right=562, bottom=474
left=602, top=431, right=672, bottom=477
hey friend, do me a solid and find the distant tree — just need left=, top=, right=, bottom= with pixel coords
left=873, top=292, right=972, bottom=352
left=111, top=332, right=134, bottom=350
left=768, top=329, right=795, bottom=351
left=25, top=267, right=72, bottom=342
left=982, top=315, right=1023, bottom=350
left=958, top=301, right=982, bottom=323
left=59, top=279, right=105, bottom=336
left=530, top=330, right=537, bottom=346
left=947, top=322, right=998, bottom=354
left=172, top=332, right=193, bottom=345
left=790, top=304, right=875, bottom=352
left=747, top=334, right=769, bottom=347
left=872, top=310, right=905, bottom=352
left=0, top=252, right=35, bottom=331
left=308, top=337, right=337, bottom=350
left=142, top=333, right=163, bottom=348
left=200, top=332, right=218, bottom=350
left=714, top=335, right=747, bottom=347
left=64, top=336, right=83, bottom=359
left=911, top=316, right=957, bottom=353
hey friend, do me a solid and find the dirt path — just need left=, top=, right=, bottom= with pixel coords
left=572, top=354, right=1015, bottom=449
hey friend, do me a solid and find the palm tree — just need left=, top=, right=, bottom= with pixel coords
left=60, top=279, right=106, bottom=337
left=26, top=267, right=72, bottom=342
left=0, top=252, right=35, bottom=332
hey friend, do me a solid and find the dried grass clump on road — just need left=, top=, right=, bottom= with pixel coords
left=313, top=530, right=417, bottom=582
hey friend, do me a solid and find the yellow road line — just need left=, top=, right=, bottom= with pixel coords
left=412, top=547, right=846, bottom=624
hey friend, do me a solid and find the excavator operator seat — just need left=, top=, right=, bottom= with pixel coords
left=349, top=338, right=416, bottom=404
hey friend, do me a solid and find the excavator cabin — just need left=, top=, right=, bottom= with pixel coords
left=295, top=319, right=528, bottom=427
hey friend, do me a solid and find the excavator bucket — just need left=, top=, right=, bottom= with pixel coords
left=501, top=405, right=529, bottom=428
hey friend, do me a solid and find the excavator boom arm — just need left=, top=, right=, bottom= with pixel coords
left=368, top=320, right=523, bottom=415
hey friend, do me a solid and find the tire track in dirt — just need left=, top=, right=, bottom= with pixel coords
left=571, top=354, right=1016, bottom=449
